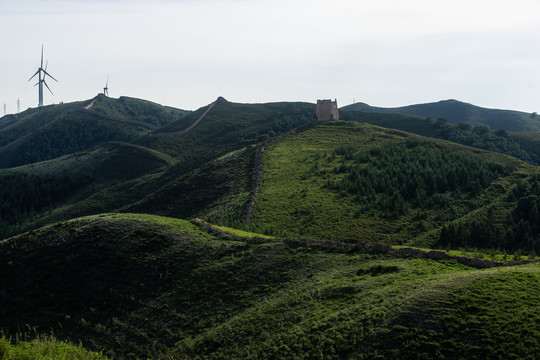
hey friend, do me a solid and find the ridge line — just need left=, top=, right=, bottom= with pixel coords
left=155, top=99, right=217, bottom=136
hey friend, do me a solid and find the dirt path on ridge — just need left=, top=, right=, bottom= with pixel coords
left=155, top=100, right=217, bottom=136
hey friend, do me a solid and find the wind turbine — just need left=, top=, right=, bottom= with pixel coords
left=103, top=74, right=109, bottom=96
left=28, top=45, right=58, bottom=107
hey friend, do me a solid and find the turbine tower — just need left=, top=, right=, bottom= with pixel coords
left=28, top=45, right=58, bottom=107
left=103, top=74, right=109, bottom=96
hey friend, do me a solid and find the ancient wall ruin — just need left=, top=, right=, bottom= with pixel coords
left=316, top=99, right=339, bottom=121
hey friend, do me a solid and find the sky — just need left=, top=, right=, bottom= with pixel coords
left=1, top=0, right=540, bottom=114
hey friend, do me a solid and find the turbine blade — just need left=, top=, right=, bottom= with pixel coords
left=28, top=70, right=39, bottom=82
left=43, top=69, right=58, bottom=82
left=45, top=60, right=48, bottom=72
left=43, top=80, right=54, bottom=95
left=41, top=45, right=44, bottom=69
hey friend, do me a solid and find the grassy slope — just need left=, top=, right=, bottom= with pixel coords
left=88, top=94, right=189, bottom=127
left=0, top=100, right=88, bottom=142
left=0, top=96, right=185, bottom=169
left=0, top=336, right=108, bottom=360
left=0, top=142, right=170, bottom=239
left=0, top=213, right=538, bottom=359
left=248, top=121, right=532, bottom=245
left=340, top=110, right=540, bottom=165
left=120, top=98, right=318, bottom=224
left=123, top=145, right=255, bottom=225
left=1, top=98, right=317, bottom=239
left=342, top=99, right=540, bottom=132
left=138, top=97, right=317, bottom=162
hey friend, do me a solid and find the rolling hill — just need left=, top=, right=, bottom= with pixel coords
left=1, top=213, right=538, bottom=359
left=0, top=94, right=188, bottom=168
left=0, top=97, right=318, bottom=239
left=0, top=141, right=171, bottom=238
left=3, top=104, right=540, bottom=254
left=245, top=121, right=540, bottom=252
left=342, top=99, right=540, bottom=132
left=137, top=96, right=317, bottom=166
left=2, top=96, right=540, bottom=358
left=339, top=109, right=540, bottom=165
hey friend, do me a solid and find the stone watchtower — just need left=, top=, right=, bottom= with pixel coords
left=316, top=99, right=339, bottom=121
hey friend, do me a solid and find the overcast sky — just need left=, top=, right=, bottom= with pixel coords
left=1, top=0, right=540, bottom=114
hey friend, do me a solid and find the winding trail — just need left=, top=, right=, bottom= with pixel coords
left=107, top=141, right=173, bottom=165
left=155, top=99, right=217, bottom=136
left=81, top=97, right=218, bottom=135
left=83, top=99, right=96, bottom=110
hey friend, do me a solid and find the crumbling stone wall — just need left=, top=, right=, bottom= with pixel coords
left=316, top=99, right=339, bottom=121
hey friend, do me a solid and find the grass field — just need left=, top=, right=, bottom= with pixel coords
left=0, top=335, right=108, bottom=360
left=1, top=213, right=539, bottom=359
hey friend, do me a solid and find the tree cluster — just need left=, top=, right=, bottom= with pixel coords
left=327, top=139, right=514, bottom=218
left=5, top=114, right=135, bottom=168
left=340, top=111, right=537, bottom=165
left=435, top=121, right=535, bottom=164
left=439, top=174, right=540, bottom=254
left=0, top=172, right=92, bottom=238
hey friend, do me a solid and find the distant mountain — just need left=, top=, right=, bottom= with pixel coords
left=342, top=99, right=540, bottom=132
left=339, top=110, right=540, bottom=165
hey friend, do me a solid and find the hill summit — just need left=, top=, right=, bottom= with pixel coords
left=342, top=99, right=540, bottom=132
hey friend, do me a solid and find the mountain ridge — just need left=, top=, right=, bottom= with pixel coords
left=342, top=99, right=540, bottom=132
left=2, top=95, right=540, bottom=358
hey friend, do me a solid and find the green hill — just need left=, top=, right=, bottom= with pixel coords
left=340, top=110, right=540, bottom=165
left=0, top=141, right=170, bottom=238
left=87, top=94, right=189, bottom=127
left=123, top=143, right=255, bottom=225
left=0, top=98, right=318, bottom=239
left=342, top=99, right=540, bottom=132
left=0, top=100, right=88, bottom=152
left=3, top=96, right=540, bottom=359
left=1, top=213, right=538, bottom=359
left=3, top=100, right=540, bottom=255
left=246, top=121, right=539, bottom=253
left=138, top=97, right=317, bottom=166
left=0, top=95, right=188, bottom=168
